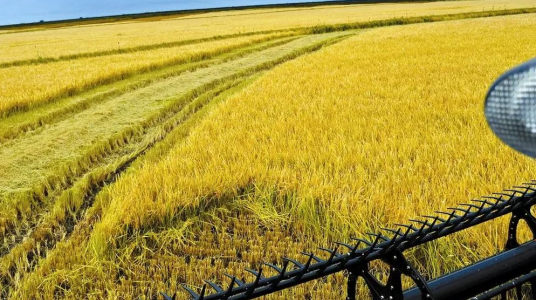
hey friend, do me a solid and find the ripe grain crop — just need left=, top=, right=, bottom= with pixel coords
left=0, top=32, right=350, bottom=299
left=0, top=0, right=532, bottom=65
left=8, top=13, right=536, bottom=300
left=96, top=12, right=536, bottom=256
left=0, top=32, right=289, bottom=116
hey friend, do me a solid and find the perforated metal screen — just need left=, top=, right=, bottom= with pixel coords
left=485, top=58, right=536, bottom=158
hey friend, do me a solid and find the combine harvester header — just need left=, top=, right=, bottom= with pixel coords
left=161, top=59, right=536, bottom=300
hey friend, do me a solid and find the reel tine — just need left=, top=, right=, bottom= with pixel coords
left=436, top=210, right=460, bottom=220
left=269, top=260, right=290, bottom=289
left=409, top=219, right=430, bottom=236
left=381, top=227, right=401, bottom=235
left=245, top=267, right=263, bottom=297
left=302, top=252, right=315, bottom=270
left=505, top=189, right=526, bottom=197
left=483, top=195, right=506, bottom=204
left=319, top=246, right=341, bottom=258
left=492, top=192, right=513, bottom=201
left=200, top=285, right=207, bottom=300
left=362, top=234, right=383, bottom=256
left=348, top=238, right=366, bottom=254
left=382, top=228, right=402, bottom=251
left=367, top=232, right=389, bottom=242
left=224, top=274, right=245, bottom=287
left=294, top=253, right=316, bottom=280
left=423, top=215, right=446, bottom=223
left=302, top=251, right=324, bottom=263
left=278, top=260, right=290, bottom=278
left=448, top=207, right=471, bottom=217
left=224, top=277, right=235, bottom=298
left=263, top=263, right=283, bottom=274
left=370, top=234, right=382, bottom=247
left=351, top=237, right=373, bottom=247
left=472, top=199, right=494, bottom=209
left=245, top=268, right=265, bottom=280
left=395, top=223, right=419, bottom=231
left=515, top=185, right=536, bottom=194
left=283, top=257, right=304, bottom=269
left=459, top=203, right=480, bottom=212
left=395, top=223, right=419, bottom=236
left=420, top=215, right=441, bottom=228
left=181, top=284, right=202, bottom=300
left=335, top=241, right=355, bottom=251
left=318, top=246, right=339, bottom=272
left=160, top=292, right=175, bottom=300
left=410, top=219, right=429, bottom=226
left=204, top=280, right=224, bottom=293
left=381, top=227, right=403, bottom=244
left=497, top=191, right=515, bottom=197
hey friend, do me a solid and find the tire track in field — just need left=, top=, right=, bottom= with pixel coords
left=0, top=77, right=255, bottom=298
left=0, top=32, right=354, bottom=295
left=0, top=36, right=298, bottom=143
left=0, top=31, right=349, bottom=209
left=0, top=29, right=298, bottom=68
left=0, top=33, right=294, bottom=119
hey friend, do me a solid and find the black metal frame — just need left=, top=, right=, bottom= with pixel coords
left=161, top=182, right=536, bottom=300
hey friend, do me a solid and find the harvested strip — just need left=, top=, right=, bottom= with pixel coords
left=0, top=29, right=295, bottom=68
left=0, top=75, right=260, bottom=295
left=0, top=36, right=299, bottom=142
left=0, top=0, right=532, bottom=64
left=0, top=31, right=351, bottom=231
left=0, top=32, right=290, bottom=117
left=0, top=32, right=351, bottom=297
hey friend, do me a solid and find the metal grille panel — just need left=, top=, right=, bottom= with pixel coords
left=485, top=58, right=536, bottom=158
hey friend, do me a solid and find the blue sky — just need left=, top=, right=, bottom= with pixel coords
left=0, top=0, right=331, bottom=26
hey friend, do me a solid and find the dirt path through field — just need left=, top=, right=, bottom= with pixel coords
left=0, top=31, right=349, bottom=200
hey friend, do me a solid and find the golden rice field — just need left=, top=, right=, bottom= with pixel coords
left=1, top=1, right=536, bottom=299
left=0, top=32, right=293, bottom=116
left=1, top=0, right=535, bottom=66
